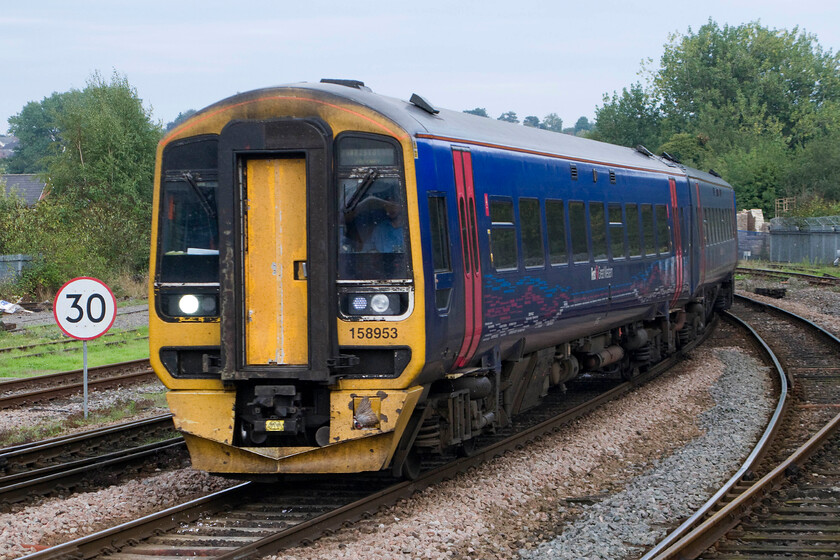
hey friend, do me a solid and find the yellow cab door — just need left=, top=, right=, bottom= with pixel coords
left=243, top=158, right=309, bottom=366
left=218, top=118, right=336, bottom=383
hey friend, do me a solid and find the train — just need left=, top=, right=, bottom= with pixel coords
left=149, top=80, right=737, bottom=479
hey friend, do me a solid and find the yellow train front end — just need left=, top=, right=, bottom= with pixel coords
left=149, top=84, right=427, bottom=475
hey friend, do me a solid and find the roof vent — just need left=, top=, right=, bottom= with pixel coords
left=320, top=79, right=371, bottom=91
left=635, top=145, right=654, bottom=157
left=708, top=169, right=722, bottom=178
left=410, top=93, right=439, bottom=115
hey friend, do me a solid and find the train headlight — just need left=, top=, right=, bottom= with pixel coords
left=161, top=292, right=219, bottom=318
left=370, top=294, right=391, bottom=313
left=344, top=293, right=402, bottom=316
left=179, top=294, right=200, bottom=315
left=351, top=296, right=368, bottom=312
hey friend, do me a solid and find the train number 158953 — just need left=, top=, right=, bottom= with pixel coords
left=349, top=326, right=399, bottom=340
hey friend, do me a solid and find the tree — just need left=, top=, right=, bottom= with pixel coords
left=540, top=113, right=563, bottom=132
left=523, top=116, right=540, bottom=128
left=45, top=71, right=162, bottom=213
left=590, top=83, right=663, bottom=149
left=166, top=109, right=198, bottom=131
left=6, top=91, right=79, bottom=173
left=574, top=116, right=593, bottom=134
left=1, top=71, right=163, bottom=293
left=655, top=20, right=840, bottom=146
left=463, top=108, right=489, bottom=117
left=497, top=111, right=519, bottom=123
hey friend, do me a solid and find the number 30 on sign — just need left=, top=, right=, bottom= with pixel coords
left=53, top=277, right=117, bottom=340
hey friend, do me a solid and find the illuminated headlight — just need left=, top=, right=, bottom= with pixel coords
left=344, top=293, right=401, bottom=316
left=163, top=293, right=218, bottom=317
left=352, top=296, right=368, bottom=312
left=179, top=295, right=200, bottom=314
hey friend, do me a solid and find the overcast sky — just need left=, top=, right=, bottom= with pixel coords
left=1, top=0, right=838, bottom=135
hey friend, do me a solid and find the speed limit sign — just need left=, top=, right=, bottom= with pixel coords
left=53, top=277, right=117, bottom=340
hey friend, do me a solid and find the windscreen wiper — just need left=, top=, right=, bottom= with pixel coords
left=343, top=168, right=380, bottom=213
left=182, top=172, right=217, bottom=221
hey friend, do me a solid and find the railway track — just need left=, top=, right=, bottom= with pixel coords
left=645, top=294, right=840, bottom=559
left=736, top=266, right=840, bottom=286
left=21, top=320, right=718, bottom=560
left=0, top=414, right=182, bottom=508
left=0, top=358, right=157, bottom=408
left=0, top=332, right=149, bottom=358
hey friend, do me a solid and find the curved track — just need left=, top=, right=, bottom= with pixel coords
left=646, top=294, right=840, bottom=559
left=21, top=321, right=718, bottom=560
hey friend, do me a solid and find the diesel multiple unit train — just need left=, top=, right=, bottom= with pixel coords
left=149, top=80, right=737, bottom=478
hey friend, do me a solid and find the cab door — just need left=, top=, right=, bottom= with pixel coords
left=243, top=158, right=308, bottom=366
left=217, top=118, right=336, bottom=382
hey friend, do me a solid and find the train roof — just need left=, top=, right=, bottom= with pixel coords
left=208, top=81, right=732, bottom=188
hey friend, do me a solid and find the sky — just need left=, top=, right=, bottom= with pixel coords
left=1, top=0, right=839, bottom=136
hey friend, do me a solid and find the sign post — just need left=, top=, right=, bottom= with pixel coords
left=53, top=277, right=117, bottom=418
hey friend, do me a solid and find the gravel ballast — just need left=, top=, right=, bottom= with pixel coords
left=269, top=342, right=774, bottom=560
left=519, top=347, right=774, bottom=559
left=1, top=284, right=816, bottom=559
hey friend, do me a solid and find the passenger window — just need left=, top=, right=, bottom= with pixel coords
left=590, top=202, right=608, bottom=261
left=569, top=201, right=589, bottom=263
left=519, top=198, right=545, bottom=268
left=608, top=203, right=625, bottom=260
left=427, top=194, right=451, bottom=273
left=626, top=203, right=641, bottom=257
left=546, top=199, right=567, bottom=265
left=655, top=204, right=671, bottom=254
left=641, top=204, right=655, bottom=256
left=490, top=198, right=517, bottom=271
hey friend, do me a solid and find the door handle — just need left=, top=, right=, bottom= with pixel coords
left=294, top=261, right=308, bottom=280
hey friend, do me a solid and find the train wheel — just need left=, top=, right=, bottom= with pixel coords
left=401, top=449, right=421, bottom=480
left=457, top=437, right=477, bottom=457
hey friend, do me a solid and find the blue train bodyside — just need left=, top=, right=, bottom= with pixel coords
left=413, top=130, right=736, bottom=381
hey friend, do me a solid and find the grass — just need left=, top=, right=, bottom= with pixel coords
left=0, top=300, right=151, bottom=378
left=738, top=259, right=840, bottom=278
left=0, top=391, right=171, bottom=447
left=0, top=326, right=150, bottom=378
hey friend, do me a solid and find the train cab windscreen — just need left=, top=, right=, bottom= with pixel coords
left=337, top=135, right=410, bottom=280
left=157, top=138, right=220, bottom=285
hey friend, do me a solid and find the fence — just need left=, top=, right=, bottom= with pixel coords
left=0, top=254, right=33, bottom=282
left=769, top=216, right=840, bottom=265
left=737, top=230, right=770, bottom=260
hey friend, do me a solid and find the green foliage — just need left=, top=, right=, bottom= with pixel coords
left=497, top=111, right=519, bottom=123
left=0, top=71, right=162, bottom=297
left=523, top=115, right=540, bottom=128
left=6, top=91, right=78, bottom=173
left=592, top=20, right=840, bottom=217
left=657, top=132, right=710, bottom=168
left=166, top=109, right=198, bottom=131
left=463, top=107, right=490, bottom=117
left=786, top=195, right=840, bottom=218
left=45, top=71, right=161, bottom=218
left=540, top=113, right=563, bottom=132
left=590, top=83, right=663, bottom=149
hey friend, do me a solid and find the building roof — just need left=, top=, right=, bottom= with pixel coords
left=0, top=174, right=46, bottom=206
